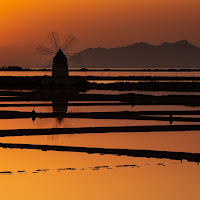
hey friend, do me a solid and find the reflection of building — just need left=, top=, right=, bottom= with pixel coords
left=50, top=87, right=77, bottom=124
left=52, top=100, right=68, bottom=113
left=52, top=100, right=68, bottom=125
left=52, top=49, right=68, bottom=79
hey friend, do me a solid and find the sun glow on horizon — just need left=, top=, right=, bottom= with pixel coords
left=0, top=0, right=200, bottom=66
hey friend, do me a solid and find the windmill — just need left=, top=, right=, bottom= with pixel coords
left=36, top=32, right=81, bottom=79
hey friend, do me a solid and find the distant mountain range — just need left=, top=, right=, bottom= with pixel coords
left=77, top=40, right=200, bottom=68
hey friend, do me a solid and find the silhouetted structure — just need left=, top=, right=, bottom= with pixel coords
left=52, top=49, right=69, bottom=79
left=36, top=32, right=80, bottom=75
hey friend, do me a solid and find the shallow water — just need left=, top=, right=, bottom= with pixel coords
left=1, top=148, right=199, bottom=200
left=0, top=87, right=199, bottom=200
left=1, top=70, right=200, bottom=77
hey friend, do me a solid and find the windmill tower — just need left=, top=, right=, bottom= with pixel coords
left=36, top=32, right=80, bottom=80
left=52, top=49, right=68, bottom=79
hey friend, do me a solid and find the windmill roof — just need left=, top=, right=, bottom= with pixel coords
left=55, top=49, right=66, bottom=57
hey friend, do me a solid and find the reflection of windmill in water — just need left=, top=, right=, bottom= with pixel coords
left=36, top=32, right=81, bottom=80
left=36, top=33, right=80, bottom=120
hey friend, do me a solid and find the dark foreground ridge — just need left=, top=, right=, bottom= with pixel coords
left=1, top=125, right=200, bottom=137
left=0, top=142, right=199, bottom=163
left=1, top=76, right=200, bottom=91
left=1, top=110, right=200, bottom=123
left=2, top=92, right=200, bottom=107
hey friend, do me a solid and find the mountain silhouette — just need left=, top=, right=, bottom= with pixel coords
left=77, top=40, right=200, bottom=68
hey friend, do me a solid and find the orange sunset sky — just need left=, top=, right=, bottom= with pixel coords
left=0, top=0, right=200, bottom=67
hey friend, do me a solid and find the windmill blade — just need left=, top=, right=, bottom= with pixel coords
left=62, top=34, right=79, bottom=52
left=67, top=53, right=81, bottom=64
left=39, top=57, right=53, bottom=69
left=48, top=32, right=60, bottom=51
left=36, top=44, right=56, bottom=55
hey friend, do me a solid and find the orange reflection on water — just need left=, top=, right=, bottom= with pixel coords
left=0, top=95, right=199, bottom=199
left=0, top=148, right=199, bottom=200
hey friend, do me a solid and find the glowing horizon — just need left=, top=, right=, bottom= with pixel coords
left=0, top=0, right=200, bottom=67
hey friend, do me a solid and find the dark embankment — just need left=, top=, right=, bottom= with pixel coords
left=1, top=93, right=200, bottom=106
left=0, top=76, right=88, bottom=90
left=1, top=125, right=200, bottom=137
left=0, top=142, right=199, bottom=163
left=89, top=82, right=200, bottom=92
left=1, top=111, right=200, bottom=123
left=0, top=75, right=200, bottom=91
left=1, top=110, right=200, bottom=116
left=86, top=76, right=200, bottom=81
left=2, top=68, right=200, bottom=72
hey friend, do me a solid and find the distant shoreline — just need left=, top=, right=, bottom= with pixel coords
left=2, top=67, right=200, bottom=72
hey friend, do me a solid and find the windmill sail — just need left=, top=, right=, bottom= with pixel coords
left=36, top=32, right=81, bottom=71
left=36, top=44, right=56, bottom=55
left=48, top=32, right=60, bottom=52
left=62, top=34, right=79, bottom=51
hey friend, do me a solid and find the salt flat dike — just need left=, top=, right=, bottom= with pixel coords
left=1, top=75, right=200, bottom=91
left=2, top=110, right=200, bottom=123
left=0, top=142, right=199, bottom=163
left=77, top=40, right=200, bottom=68
left=1, top=92, right=200, bottom=106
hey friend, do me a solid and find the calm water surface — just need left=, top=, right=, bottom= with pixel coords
left=0, top=81, right=199, bottom=199
left=1, top=70, right=200, bottom=77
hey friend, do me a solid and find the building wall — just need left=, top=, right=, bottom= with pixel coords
left=52, top=56, right=69, bottom=79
